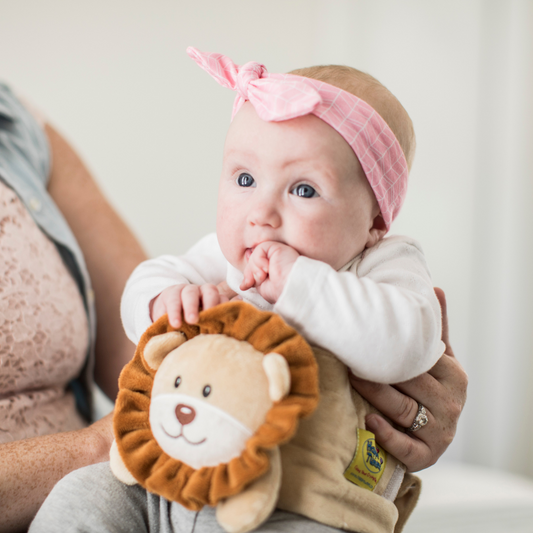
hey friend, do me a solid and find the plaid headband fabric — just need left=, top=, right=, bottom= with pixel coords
left=187, top=47, right=408, bottom=229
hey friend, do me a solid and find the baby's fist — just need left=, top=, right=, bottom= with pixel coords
left=240, top=242, right=299, bottom=304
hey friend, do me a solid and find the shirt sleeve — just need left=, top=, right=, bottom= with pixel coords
left=120, top=233, right=227, bottom=343
left=274, top=235, right=445, bottom=383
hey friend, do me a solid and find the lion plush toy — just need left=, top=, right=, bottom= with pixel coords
left=111, top=301, right=421, bottom=533
left=110, top=301, right=320, bottom=533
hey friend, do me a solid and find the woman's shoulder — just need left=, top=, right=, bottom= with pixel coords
left=0, top=82, right=51, bottom=190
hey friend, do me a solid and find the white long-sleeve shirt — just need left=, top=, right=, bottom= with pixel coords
left=121, top=233, right=444, bottom=383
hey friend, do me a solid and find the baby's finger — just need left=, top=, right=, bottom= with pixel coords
left=250, top=246, right=270, bottom=272
left=252, top=265, right=268, bottom=285
left=200, top=284, right=221, bottom=310
left=150, top=296, right=165, bottom=322
left=181, top=285, right=201, bottom=324
left=219, top=294, right=229, bottom=304
left=166, top=302, right=183, bottom=328
left=217, top=281, right=237, bottom=301
left=240, top=267, right=256, bottom=291
left=161, top=286, right=184, bottom=328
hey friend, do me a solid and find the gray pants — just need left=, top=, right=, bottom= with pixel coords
left=30, top=462, right=343, bottom=533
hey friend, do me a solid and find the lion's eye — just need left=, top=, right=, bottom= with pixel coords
left=203, top=385, right=211, bottom=397
left=175, top=376, right=181, bottom=388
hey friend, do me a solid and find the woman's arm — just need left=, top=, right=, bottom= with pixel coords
left=45, top=124, right=148, bottom=398
left=349, top=288, right=468, bottom=472
left=0, top=414, right=113, bottom=532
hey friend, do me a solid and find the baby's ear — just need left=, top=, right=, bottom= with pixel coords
left=143, top=331, right=186, bottom=371
left=262, top=353, right=291, bottom=402
left=366, top=213, right=388, bottom=248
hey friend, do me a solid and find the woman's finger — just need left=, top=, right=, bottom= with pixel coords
left=365, top=414, right=433, bottom=472
left=426, top=351, right=467, bottom=385
left=434, top=287, right=454, bottom=357
left=393, top=371, right=443, bottom=407
left=349, top=374, right=421, bottom=429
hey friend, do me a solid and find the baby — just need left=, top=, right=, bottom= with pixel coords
left=122, top=48, right=444, bottom=385
left=30, top=48, right=444, bottom=533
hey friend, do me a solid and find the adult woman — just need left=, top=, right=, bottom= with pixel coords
left=0, top=86, right=467, bottom=532
left=0, top=84, right=146, bottom=532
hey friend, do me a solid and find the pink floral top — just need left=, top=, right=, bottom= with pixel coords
left=0, top=181, right=89, bottom=442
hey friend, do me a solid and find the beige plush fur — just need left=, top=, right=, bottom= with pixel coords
left=109, top=440, right=137, bottom=486
left=216, top=447, right=282, bottom=533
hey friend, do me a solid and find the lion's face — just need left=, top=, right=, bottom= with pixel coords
left=149, top=334, right=283, bottom=470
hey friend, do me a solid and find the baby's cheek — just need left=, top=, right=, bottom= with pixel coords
left=292, top=221, right=332, bottom=262
left=217, top=230, right=244, bottom=272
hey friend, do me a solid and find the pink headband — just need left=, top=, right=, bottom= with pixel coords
left=187, top=47, right=408, bottom=229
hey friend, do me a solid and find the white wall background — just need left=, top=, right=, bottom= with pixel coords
left=1, top=0, right=532, bottom=477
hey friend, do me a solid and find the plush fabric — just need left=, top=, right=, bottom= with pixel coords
left=392, top=473, right=422, bottom=533
left=113, top=301, right=320, bottom=510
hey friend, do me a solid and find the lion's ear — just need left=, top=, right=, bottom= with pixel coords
left=263, top=353, right=291, bottom=402
left=143, top=331, right=186, bottom=371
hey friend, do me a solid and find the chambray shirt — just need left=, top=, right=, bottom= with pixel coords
left=0, top=83, right=96, bottom=420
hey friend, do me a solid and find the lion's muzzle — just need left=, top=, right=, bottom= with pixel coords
left=150, top=393, right=254, bottom=469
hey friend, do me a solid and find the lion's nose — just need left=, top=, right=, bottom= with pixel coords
left=175, top=404, right=196, bottom=425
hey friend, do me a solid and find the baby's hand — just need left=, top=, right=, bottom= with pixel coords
left=240, top=242, right=299, bottom=304
left=150, top=283, right=229, bottom=328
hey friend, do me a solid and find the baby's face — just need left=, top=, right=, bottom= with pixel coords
left=217, top=103, right=380, bottom=274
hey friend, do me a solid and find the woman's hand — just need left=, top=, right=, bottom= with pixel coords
left=349, top=288, right=468, bottom=472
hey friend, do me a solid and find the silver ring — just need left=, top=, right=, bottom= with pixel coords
left=407, top=403, right=428, bottom=432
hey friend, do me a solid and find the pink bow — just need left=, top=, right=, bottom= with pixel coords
left=187, top=47, right=322, bottom=122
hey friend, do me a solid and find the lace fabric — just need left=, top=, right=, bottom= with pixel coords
left=0, top=182, right=88, bottom=442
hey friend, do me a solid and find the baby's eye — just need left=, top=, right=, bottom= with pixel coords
left=175, top=376, right=181, bottom=388
left=203, top=385, right=212, bottom=397
left=236, top=173, right=255, bottom=188
left=291, top=184, right=318, bottom=198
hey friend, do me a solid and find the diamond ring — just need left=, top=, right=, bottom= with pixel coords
left=407, top=403, right=428, bottom=432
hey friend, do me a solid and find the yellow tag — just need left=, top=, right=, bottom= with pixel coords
left=343, top=428, right=387, bottom=491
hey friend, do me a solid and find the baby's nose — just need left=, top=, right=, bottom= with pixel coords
left=175, top=404, right=196, bottom=425
left=249, top=200, right=281, bottom=228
